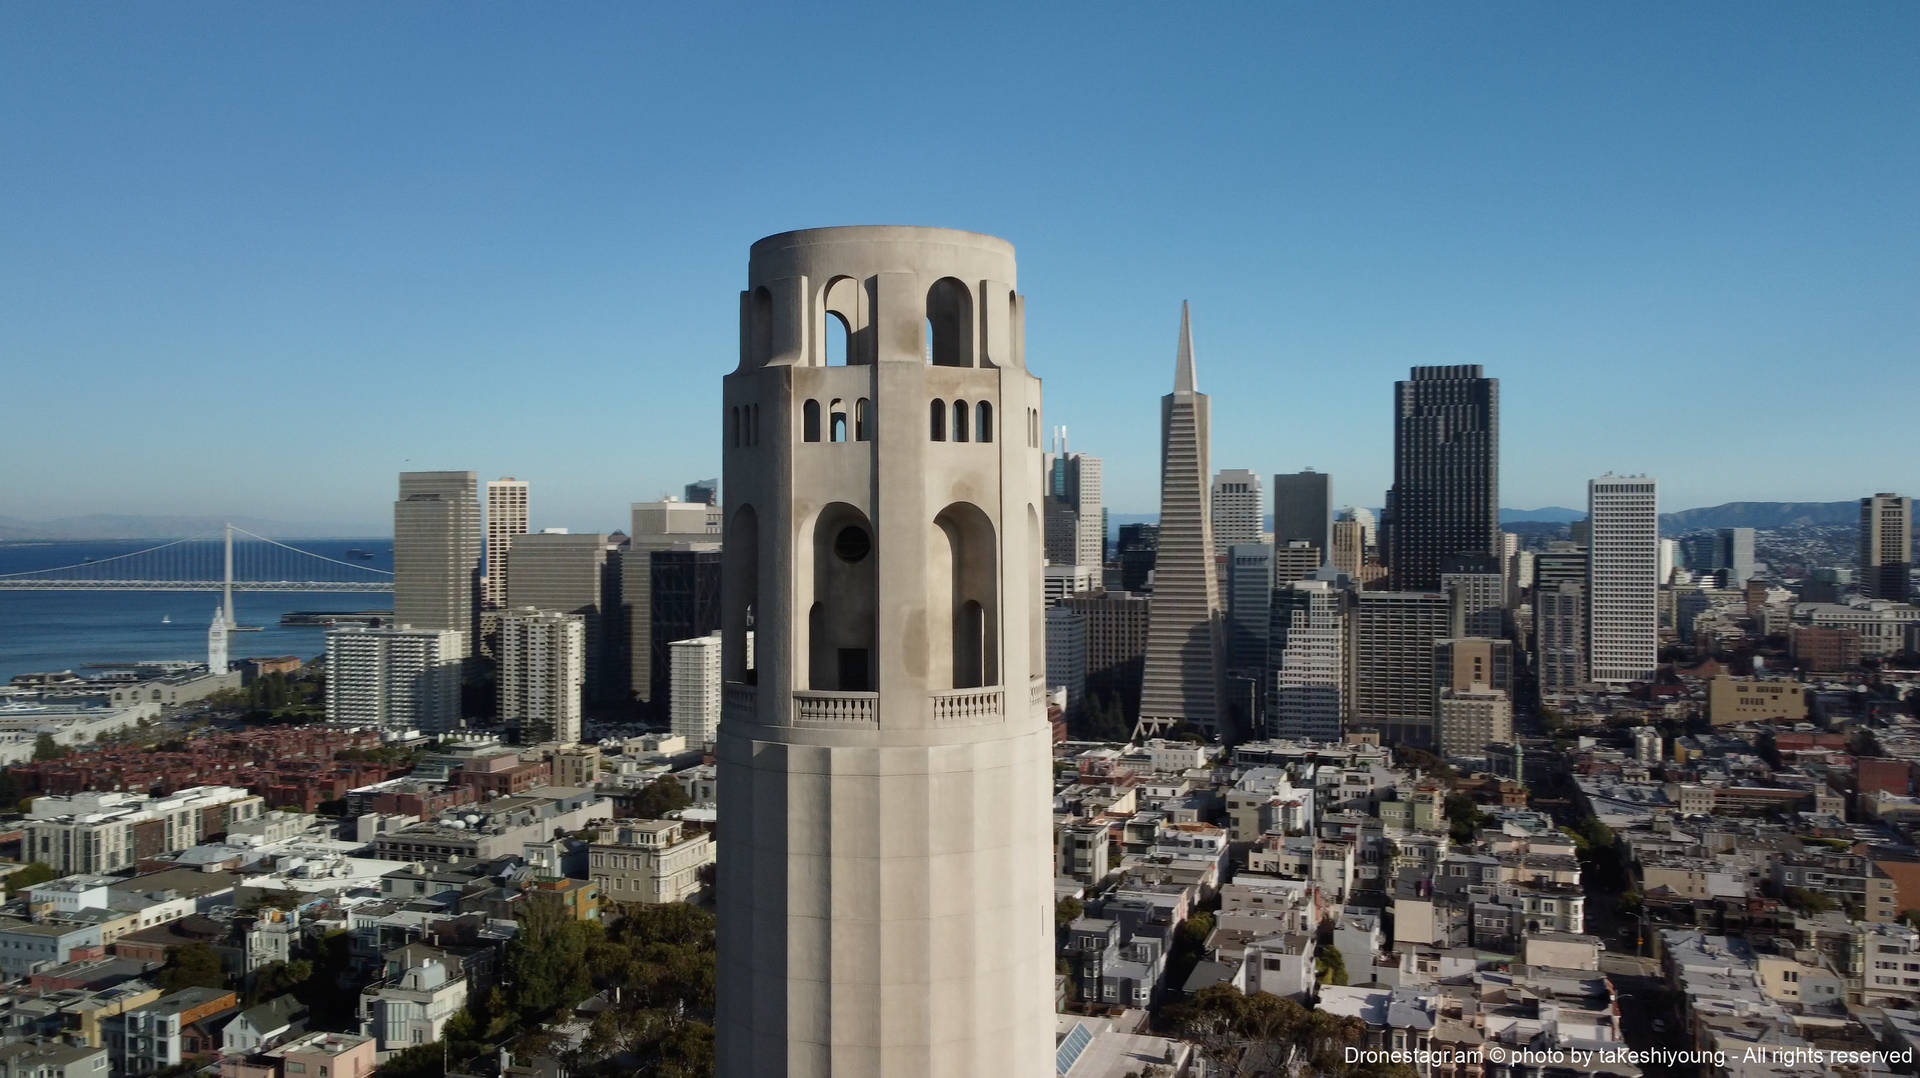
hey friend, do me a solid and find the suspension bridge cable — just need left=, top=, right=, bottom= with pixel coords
left=0, top=535, right=217, bottom=578
left=228, top=526, right=394, bottom=576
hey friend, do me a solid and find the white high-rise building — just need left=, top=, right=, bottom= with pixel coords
left=324, top=626, right=465, bottom=732
left=1658, top=538, right=1678, bottom=586
left=1588, top=476, right=1660, bottom=683
left=715, top=227, right=1054, bottom=1077
left=1045, top=430, right=1105, bottom=570
left=670, top=631, right=724, bottom=745
left=207, top=606, right=229, bottom=674
left=1268, top=579, right=1345, bottom=742
left=1212, top=468, right=1264, bottom=556
left=499, top=607, right=584, bottom=745
left=485, top=477, right=530, bottom=610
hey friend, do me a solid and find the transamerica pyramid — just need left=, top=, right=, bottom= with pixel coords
left=1136, top=302, right=1227, bottom=738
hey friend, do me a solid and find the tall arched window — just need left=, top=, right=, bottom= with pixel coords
left=824, top=310, right=851, bottom=366
left=829, top=399, right=847, bottom=443
left=930, top=399, right=946, bottom=441
left=855, top=398, right=871, bottom=441
left=952, top=400, right=969, bottom=443
left=803, top=400, right=821, bottom=443
left=926, top=277, right=974, bottom=367
left=976, top=401, right=993, bottom=443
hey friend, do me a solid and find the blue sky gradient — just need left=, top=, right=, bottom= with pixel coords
left=4, top=4, right=1915, bottom=532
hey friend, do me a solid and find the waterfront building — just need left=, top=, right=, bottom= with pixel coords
left=325, top=625, right=465, bottom=732
left=714, top=227, right=1054, bottom=1076
left=1386, top=366, right=1500, bottom=591
left=1139, top=305, right=1226, bottom=738
left=499, top=608, right=585, bottom=745
left=207, top=606, right=228, bottom=675
left=393, top=471, right=480, bottom=659
left=1587, top=476, right=1659, bottom=684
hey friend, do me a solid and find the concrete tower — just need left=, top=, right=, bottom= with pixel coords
left=1861, top=493, right=1914, bottom=601
left=1387, top=365, right=1500, bottom=590
left=715, top=227, right=1054, bottom=1078
left=207, top=606, right=229, bottom=675
left=393, top=471, right=480, bottom=658
left=484, top=477, right=529, bottom=610
left=1137, top=303, right=1226, bottom=738
left=1588, top=476, right=1659, bottom=683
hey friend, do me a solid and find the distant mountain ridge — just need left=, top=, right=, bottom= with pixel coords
left=0, top=514, right=385, bottom=540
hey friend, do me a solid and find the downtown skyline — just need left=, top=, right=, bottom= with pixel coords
left=6, top=5, right=1917, bottom=529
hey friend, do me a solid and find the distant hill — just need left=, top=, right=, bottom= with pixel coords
left=1659, top=501, right=1856, bottom=533
left=0, top=514, right=384, bottom=540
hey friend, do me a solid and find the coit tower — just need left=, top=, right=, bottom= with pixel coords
left=715, top=227, right=1055, bottom=1077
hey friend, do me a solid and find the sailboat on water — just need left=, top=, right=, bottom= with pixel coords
left=160, top=614, right=172, bottom=624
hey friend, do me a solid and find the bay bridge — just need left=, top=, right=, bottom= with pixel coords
left=0, top=524, right=394, bottom=613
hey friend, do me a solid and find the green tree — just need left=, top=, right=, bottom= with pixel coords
left=1444, top=793, right=1488, bottom=844
left=505, top=896, right=602, bottom=1020
left=1316, top=943, right=1348, bottom=987
left=3, top=862, right=56, bottom=896
left=1056, top=896, right=1084, bottom=929
left=247, top=960, right=313, bottom=1005
left=159, top=942, right=227, bottom=991
left=32, top=733, right=65, bottom=761
left=632, top=777, right=692, bottom=819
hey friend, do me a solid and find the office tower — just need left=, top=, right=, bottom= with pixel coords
left=1268, top=579, right=1345, bottom=742
left=1045, top=430, right=1105, bottom=570
left=1116, top=523, right=1159, bottom=592
left=1435, top=637, right=1513, bottom=695
left=1273, top=469, right=1332, bottom=555
left=1046, top=605, right=1088, bottom=713
left=1342, top=506, right=1378, bottom=551
left=647, top=544, right=723, bottom=717
left=1588, top=476, right=1660, bottom=683
left=1331, top=519, right=1366, bottom=578
left=1347, top=591, right=1452, bottom=747
left=684, top=478, right=719, bottom=506
left=622, top=499, right=715, bottom=706
left=1658, top=538, right=1678, bottom=586
left=1273, top=540, right=1323, bottom=586
left=1059, top=590, right=1152, bottom=719
left=507, top=532, right=620, bottom=704
left=499, top=608, right=585, bottom=745
left=207, top=606, right=228, bottom=675
left=1569, top=519, right=1591, bottom=546
left=714, top=227, right=1053, bottom=1077
left=1043, top=498, right=1078, bottom=565
left=1719, top=528, right=1755, bottom=587
left=1139, top=303, right=1227, bottom=738
left=325, top=626, right=464, bottom=732
left=1225, top=544, right=1274, bottom=673
left=1500, top=532, right=1520, bottom=606
left=1442, top=569, right=1505, bottom=638
left=484, top=477, right=530, bottom=610
left=393, top=471, right=481, bottom=658
left=1043, top=563, right=1097, bottom=608
left=1434, top=686, right=1511, bottom=759
left=1212, top=468, right=1263, bottom=556
left=1861, top=493, right=1914, bottom=601
left=1387, top=366, right=1500, bottom=591
left=669, top=631, right=724, bottom=745
left=1536, top=580, right=1585, bottom=700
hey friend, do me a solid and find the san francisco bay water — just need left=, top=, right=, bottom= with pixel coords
left=0, top=539, right=394, bottom=683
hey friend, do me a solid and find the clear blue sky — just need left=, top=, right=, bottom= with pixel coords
left=5, top=4, right=1915, bottom=533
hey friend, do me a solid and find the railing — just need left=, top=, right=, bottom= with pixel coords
left=723, top=682, right=757, bottom=724
left=930, top=687, right=1003, bottom=726
left=791, top=691, right=879, bottom=729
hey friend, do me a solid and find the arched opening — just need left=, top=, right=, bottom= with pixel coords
left=930, top=399, right=946, bottom=441
left=724, top=505, right=759, bottom=684
left=829, top=399, right=847, bottom=443
left=976, top=401, right=993, bottom=443
left=930, top=502, right=1000, bottom=689
left=807, top=503, right=877, bottom=691
left=926, top=277, right=974, bottom=367
left=730, top=407, right=740, bottom=448
left=752, top=287, right=773, bottom=365
left=855, top=398, right=871, bottom=441
left=824, top=309, right=851, bottom=367
left=802, top=400, right=821, bottom=443
left=952, top=400, right=970, bottom=442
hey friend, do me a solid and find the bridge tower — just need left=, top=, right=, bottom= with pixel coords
left=715, top=227, right=1055, bottom=1078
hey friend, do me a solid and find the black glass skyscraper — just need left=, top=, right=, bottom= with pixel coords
left=1387, top=365, right=1500, bottom=591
